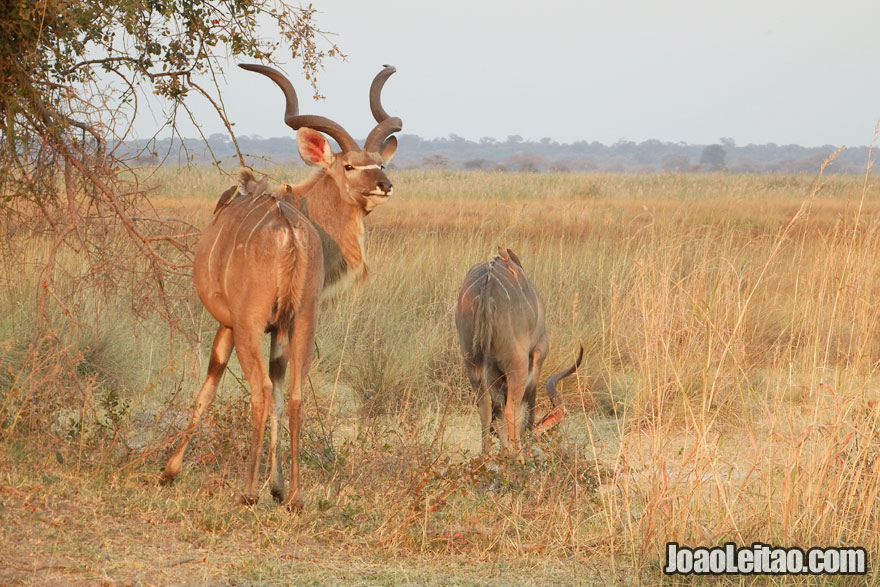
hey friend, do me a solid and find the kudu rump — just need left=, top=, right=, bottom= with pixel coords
left=160, top=65, right=401, bottom=509
left=455, top=248, right=583, bottom=457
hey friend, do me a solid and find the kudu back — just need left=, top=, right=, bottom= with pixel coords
left=160, top=65, right=401, bottom=510
left=455, top=248, right=582, bottom=458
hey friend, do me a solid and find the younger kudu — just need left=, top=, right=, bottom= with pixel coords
left=160, top=65, right=402, bottom=509
left=455, top=247, right=583, bottom=458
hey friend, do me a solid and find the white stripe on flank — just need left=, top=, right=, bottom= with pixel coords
left=234, top=199, right=267, bottom=240
left=459, top=276, right=482, bottom=303
left=224, top=201, right=266, bottom=295
left=207, top=223, right=225, bottom=275
left=489, top=273, right=511, bottom=301
left=512, top=273, right=537, bottom=320
left=245, top=206, right=274, bottom=252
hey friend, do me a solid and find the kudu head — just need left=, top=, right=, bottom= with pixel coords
left=238, top=63, right=401, bottom=213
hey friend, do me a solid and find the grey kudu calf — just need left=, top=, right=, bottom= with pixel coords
left=455, top=248, right=583, bottom=458
left=160, top=65, right=401, bottom=509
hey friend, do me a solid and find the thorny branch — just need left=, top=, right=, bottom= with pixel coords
left=0, top=0, right=342, bottom=336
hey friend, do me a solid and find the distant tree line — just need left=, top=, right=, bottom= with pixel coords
left=133, top=133, right=875, bottom=174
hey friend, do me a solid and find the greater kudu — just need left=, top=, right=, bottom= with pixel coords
left=160, top=65, right=401, bottom=509
left=455, top=247, right=583, bottom=458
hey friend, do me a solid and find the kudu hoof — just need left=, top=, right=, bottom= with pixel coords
left=239, top=493, right=260, bottom=506
left=271, top=487, right=285, bottom=504
left=158, top=472, right=176, bottom=487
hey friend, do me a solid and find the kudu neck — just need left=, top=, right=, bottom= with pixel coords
left=295, top=170, right=367, bottom=293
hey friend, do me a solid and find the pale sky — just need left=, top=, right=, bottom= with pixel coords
left=146, top=0, right=880, bottom=147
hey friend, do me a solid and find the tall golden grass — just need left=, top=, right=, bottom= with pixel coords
left=2, top=163, right=880, bottom=582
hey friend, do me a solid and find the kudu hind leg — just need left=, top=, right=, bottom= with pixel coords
left=463, top=358, right=493, bottom=454
left=268, top=328, right=289, bottom=503
left=284, top=309, right=317, bottom=511
left=161, top=325, right=234, bottom=485
left=486, top=365, right=509, bottom=454
left=503, top=356, right=529, bottom=461
left=234, top=327, right=274, bottom=505
left=495, top=406, right=510, bottom=454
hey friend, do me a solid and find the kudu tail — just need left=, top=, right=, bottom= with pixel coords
left=470, top=294, right=496, bottom=391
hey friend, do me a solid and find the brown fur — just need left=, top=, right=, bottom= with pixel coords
left=273, top=194, right=310, bottom=322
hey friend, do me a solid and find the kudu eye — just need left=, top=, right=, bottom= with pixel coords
left=344, top=164, right=354, bottom=171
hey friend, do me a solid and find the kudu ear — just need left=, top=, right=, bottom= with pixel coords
left=297, top=127, right=335, bottom=168
left=379, top=135, right=397, bottom=163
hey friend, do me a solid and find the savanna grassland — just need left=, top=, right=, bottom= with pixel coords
left=2, top=165, right=880, bottom=585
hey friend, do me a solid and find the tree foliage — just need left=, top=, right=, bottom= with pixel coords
left=699, top=144, right=727, bottom=169
left=0, top=0, right=339, bottom=330
left=1, top=0, right=337, bottom=136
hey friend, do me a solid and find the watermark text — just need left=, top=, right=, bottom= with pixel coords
left=664, top=542, right=867, bottom=575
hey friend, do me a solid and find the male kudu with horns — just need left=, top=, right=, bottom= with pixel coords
left=455, top=248, right=583, bottom=459
left=160, top=65, right=401, bottom=510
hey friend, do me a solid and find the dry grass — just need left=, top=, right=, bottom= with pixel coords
left=2, top=165, right=880, bottom=584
